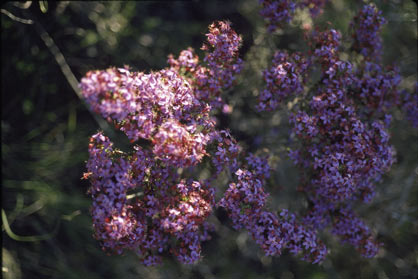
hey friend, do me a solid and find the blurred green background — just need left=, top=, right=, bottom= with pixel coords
left=2, top=1, right=417, bottom=278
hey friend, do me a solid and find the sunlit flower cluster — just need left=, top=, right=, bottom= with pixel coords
left=168, top=21, right=243, bottom=108
left=82, top=21, right=242, bottom=265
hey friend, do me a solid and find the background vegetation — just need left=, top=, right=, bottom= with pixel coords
left=2, top=1, right=417, bottom=278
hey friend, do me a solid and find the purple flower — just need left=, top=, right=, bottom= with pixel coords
left=169, top=21, right=243, bottom=109
left=259, top=0, right=296, bottom=32
left=258, top=51, right=309, bottom=111
left=350, top=4, right=387, bottom=59
left=219, top=168, right=327, bottom=263
left=402, top=85, right=418, bottom=128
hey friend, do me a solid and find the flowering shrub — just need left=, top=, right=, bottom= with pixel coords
left=80, top=2, right=417, bottom=267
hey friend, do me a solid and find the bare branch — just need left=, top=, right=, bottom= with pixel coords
left=1, top=9, right=33, bottom=24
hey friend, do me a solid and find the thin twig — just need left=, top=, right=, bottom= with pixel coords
left=1, top=9, right=33, bottom=24
left=23, top=9, right=115, bottom=136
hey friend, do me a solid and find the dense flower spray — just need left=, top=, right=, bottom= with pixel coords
left=81, top=20, right=327, bottom=265
left=257, top=2, right=412, bottom=259
left=81, top=21, right=243, bottom=265
left=350, top=3, right=387, bottom=59
left=81, top=1, right=415, bottom=267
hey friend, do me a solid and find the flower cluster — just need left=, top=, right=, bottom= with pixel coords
left=152, top=119, right=210, bottom=167
left=331, top=206, right=381, bottom=258
left=351, top=62, right=401, bottom=117
left=259, top=0, right=296, bottom=32
left=81, top=21, right=243, bottom=168
left=219, top=168, right=327, bottom=263
left=210, top=129, right=241, bottom=176
left=168, top=21, right=243, bottom=109
left=80, top=68, right=214, bottom=168
left=350, top=3, right=387, bottom=59
left=258, top=3, right=402, bottom=259
left=257, top=51, right=309, bottom=111
left=219, top=168, right=268, bottom=230
left=310, top=28, right=343, bottom=70
left=291, top=27, right=395, bottom=257
left=246, top=153, right=271, bottom=180
left=290, top=30, right=396, bottom=203
left=86, top=131, right=216, bottom=265
left=87, top=133, right=138, bottom=255
left=81, top=21, right=243, bottom=265
left=259, top=0, right=327, bottom=32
